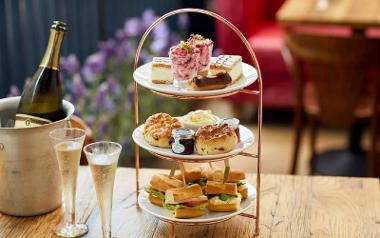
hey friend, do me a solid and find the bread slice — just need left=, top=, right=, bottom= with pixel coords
left=148, top=194, right=164, bottom=206
left=174, top=167, right=203, bottom=182
left=174, top=207, right=205, bottom=218
left=151, top=57, right=173, bottom=84
left=203, top=167, right=245, bottom=182
left=238, top=184, right=248, bottom=200
left=208, top=202, right=240, bottom=212
left=206, top=181, right=238, bottom=196
left=208, top=193, right=241, bottom=212
left=165, top=184, right=203, bottom=203
left=210, top=55, right=243, bottom=83
left=149, top=174, right=183, bottom=192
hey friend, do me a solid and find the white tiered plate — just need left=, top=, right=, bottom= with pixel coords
left=132, top=124, right=254, bottom=161
left=138, top=182, right=256, bottom=224
left=133, top=58, right=258, bottom=96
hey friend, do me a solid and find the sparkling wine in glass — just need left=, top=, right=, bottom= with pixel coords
left=84, top=141, right=122, bottom=238
left=49, top=128, right=88, bottom=237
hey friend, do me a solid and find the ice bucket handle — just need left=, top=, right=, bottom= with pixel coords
left=0, top=143, right=5, bottom=160
left=65, top=119, right=72, bottom=128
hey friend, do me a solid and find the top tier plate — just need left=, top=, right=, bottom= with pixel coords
left=133, top=58, right=258, bottom=97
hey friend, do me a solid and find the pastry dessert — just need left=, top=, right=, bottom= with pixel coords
left=187, top=34, right=213, bottom=76
left=151, top=57, right=173, bottom=84
left=191, top=72, right=232, bottom=90
left=195, top=124, right=238, bottom=155
left=143, top=113, right=183, bottom=148
left=210, top=55, right=243, bottom=83
left=169, top=41, right=200, bottom=88
left=180, top=110, right=220, bottom=130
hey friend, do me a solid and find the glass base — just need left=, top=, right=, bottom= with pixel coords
left=54, top=223, right=88, bottom=237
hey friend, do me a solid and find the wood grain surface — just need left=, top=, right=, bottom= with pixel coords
left=277, top=0, right=380, bottom=28
left=0, top=167, right=379, bottom=237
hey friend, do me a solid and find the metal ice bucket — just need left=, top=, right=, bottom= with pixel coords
left=0, top=96, right=75, bottom=216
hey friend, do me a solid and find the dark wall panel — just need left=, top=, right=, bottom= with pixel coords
left=0, top=0, right=179, bottom=97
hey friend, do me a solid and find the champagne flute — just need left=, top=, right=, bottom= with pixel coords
left=84, top=141, right=122, bottom=238
left=49, top=128, right=88, bottom=237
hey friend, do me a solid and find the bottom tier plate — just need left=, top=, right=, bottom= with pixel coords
left=138, top=183, right=256, bottom=224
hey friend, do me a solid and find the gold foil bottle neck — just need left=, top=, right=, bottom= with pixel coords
left=39, top=21, right=66, bottom=70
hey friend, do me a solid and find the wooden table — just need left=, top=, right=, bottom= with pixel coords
left=1, top=167, right=379, bottom=237
left=277, top=0, right=380, bottom=30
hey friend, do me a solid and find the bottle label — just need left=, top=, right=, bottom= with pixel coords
left=14, top=114, right=52, bottom=128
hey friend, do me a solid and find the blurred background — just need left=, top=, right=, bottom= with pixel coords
left=0, top=0, right=379, bottom=177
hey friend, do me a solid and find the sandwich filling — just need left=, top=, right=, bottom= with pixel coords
left=208, top=193, right=242, bottom=205
left=187, top=177, right=207, bottom=187
left=145, top=186, right=165, bottom=201
left=164, top=184, right=208, bottom=213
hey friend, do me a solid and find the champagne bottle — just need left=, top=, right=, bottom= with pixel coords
left=15, top=21, right=67, bottom=128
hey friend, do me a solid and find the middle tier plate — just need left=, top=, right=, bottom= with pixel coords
left=132, top=124, right=255, bottom=161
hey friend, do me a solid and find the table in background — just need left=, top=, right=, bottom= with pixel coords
left=277, top=0, right=380, bottom=30
left=0, top=167, right=379, bottom=237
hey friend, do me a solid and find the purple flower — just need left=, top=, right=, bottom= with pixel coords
left=142, top=9, right=157, bottom=28
left=115, top=29, right=128, bottom=42
left=114, top=40, right=135, bottom=63
left=124, top=17, right=143, bottom=37
left=61, top=54, right=80, bottom=74
left=7, top=85, right=20, bottom=97
left=82, top=52, right=106, bottom=82
left=104, top=98, right=116, bottom=114
left=74, top=107, right=81, bottom=117
left=70, top=76, right=88, bottom=100
left=152, top=22, right=170, bottom=41
left=98, top=39, right=117, bottom=58
left=150, top=39, right=168, bottom=54
left=139, top=49, right=152, bottom=64
left=106, top=75, right=120, bottom=96
left=85, top=115, right=95, bottom=128
left=125, top=85, right=134, bottom=108
left=178, top=14, right=189, bottom=30
left=151, top=22, right=170, bottom=54
left=98, top=120, right=109, bottom=138
left=95, top=82, right=108, bottom=106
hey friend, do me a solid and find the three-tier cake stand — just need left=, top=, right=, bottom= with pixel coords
left=132, top=8, right=263, bottom=237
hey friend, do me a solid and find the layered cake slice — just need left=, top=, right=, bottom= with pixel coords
left=210, top=55, right=243, bottom=83
left=151, top=57, right=173, bottom=84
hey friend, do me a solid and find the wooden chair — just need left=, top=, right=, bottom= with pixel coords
left=282, top=31, right=380, bottom=176
left=69, top=115, right=94, bottom=165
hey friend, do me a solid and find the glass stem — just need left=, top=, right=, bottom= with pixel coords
left=99, top=191, right=113, bottom=238
left=62, top=177, right=76, bottom=225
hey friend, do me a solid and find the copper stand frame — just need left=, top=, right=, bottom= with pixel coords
left=133, top=8, right=262, bottom=237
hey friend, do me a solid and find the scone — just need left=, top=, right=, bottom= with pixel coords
left=195, top=124, right=238, bottom=155
left=210, top=55, right=243, bottom=83
left=143, top=113, right=183, bottom=148
left=151, top=57, right=173, bottom=84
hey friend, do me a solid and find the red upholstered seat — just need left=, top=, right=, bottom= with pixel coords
left=215, top=0, right=358, bottom=108
left=215, top=0, right=292, bottom=108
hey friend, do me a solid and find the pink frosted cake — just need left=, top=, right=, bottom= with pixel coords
left=169, top=41, right=200, bottom=88
left=187, top=34, right=213, bottom=76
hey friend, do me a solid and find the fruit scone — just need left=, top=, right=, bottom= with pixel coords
left=143, top=113, right=183, bottom=148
